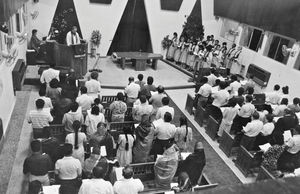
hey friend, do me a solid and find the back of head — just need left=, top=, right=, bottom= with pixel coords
left=238, top=87, right=245, bottom=96
left=93, top=166, right=106, bottom=179
left=274, top=84, right=280, bottom=91
left=266, top=114, right=274, bottom=123
left=231, top=75, right=237, bottom=81
left=201, top=77, right=208, bottom=84
left=35, top=99, right=45, bottom=109
left=117, top=92, right=124, bottom=101
left=219, top=81, right=227, bottom=90
left=228, top=98, right=237, bottom=107
left=49, top=78, right=59, bottom=88
left=63, top=143, right=73, bottom=156
left=293, top=97, right=300, bottom=105
left=215, top=79, right=220, bottom=86
left=194, top=141, right=204, bottom=153
left=179, top=116, right=187, bottom=126
left=281, top=98, right=288, bottom=105
left=282, top=86, right=289, bottom=94
left=91, top=105, right=100, bottom=115
left=157, top=85, right=164, bottom=93
left=80, top=86, right=87, bottom=94
left=32, top=29, right=37, bottom=35
left=247, top=87, right=254, bottom=95
left=245, top=95, right=253, bottom=103
left=137, top=74, right=143, bottom=81
left=70, top=102, right=79, bottom=112
left=90, top=71, right=99, bottom=80
left=31, top=140, right=41, bottom=152
left=139, top=95, right=147, bottom=104
left=39, top=88, right=46, bottom=97
left=252, top=111, right=259, bottom=120
left=164, top=112, right=172, bottom=122
left=210, top=68, right=216, bottom=75
left=72, top=120, right=81, bottom=132
left=122, top=165, right=134, bottom=179
left=161, top=97, right=169, bottom=106
left=147, top=76, right=154, bottom=85
left=128, top=76, right=134, bottom=82
left=94, top=98, right=101, bottom=105
left=28, top=180, right=42, bottom=194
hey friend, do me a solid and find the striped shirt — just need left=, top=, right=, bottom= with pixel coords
left=28, top=109, right=53, bottom=128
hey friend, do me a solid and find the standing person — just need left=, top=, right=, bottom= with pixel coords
left=40, top=63, right=60, bottom=86
left=288, top=97, right=300, bottom=113
left=85, top=105, right=105, bottom=138
left=133, top=115, right=155, bottom=163
left=116, top=127, right=135, bottom=167
left=156, top=97, right=175, bottom=120
left=228, top=75, right=242, bottom=97
left=23, top=140, right=53, bottom=186
left=85, top=71, right=101, bottom=100
left=175, top=117, right=193, bottom=152
left=109, top=92, right=127, bottom=122
left=179, top=39, right=190, bottom=68
left=66, top=26, right=81, bottom=46
left=166, top=32, right=178, bottom=61
left=46, top=78, right=61, bottom=106
left=132, top=95, right=153, bottom=122
left=149, top=85, right=166, bottom=115
left=76, top=86, right=94, bottom=116
left=140, top=76, right=156, bottom=100
left=135, top=74, right=145, bottom=88
left=196, top=77, right=212, bottom=108
left=62, top=77, right=79, bottom=101
left=62, top=102, right=84, bottom=134
left=52, top=90, right=72, bottom=124
left=186, top=41, right=197, bottom=71
left=79, top=166, right=114, bottom=194
left=124, top=77, right=140, bottom=105
left=28, top=99, right=53, bottom=129
left=224, top=43, right=237, bottom=75
left=65, top=121, right=87, bottom=165
left=37, top=87, right=53, bottom=109
left=113, top=165, right=144, bottom=194
left=174, top=36, right=184, bottom=64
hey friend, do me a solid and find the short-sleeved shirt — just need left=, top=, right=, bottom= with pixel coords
left=40, top=68, right=60, bottom=84
left=76, top=94, right=94, bottom=112
left=109, top=101, right=127, bottom=117
left=156, top=105, right=175, bottom=120
left=198, top=83, right=212, bottom=97
left=125, top=82, right=140, bottom=99
left=212, top=89, right=229, bottom=107
left=113, top=178, right=144, bottom=194
left=62, top=111, right=84, bottom=133
left=243, top=120, right=263, bottom=137
left=28, top=109, right=53, bottom=128
left=261, top=122, right=275, bottom=136
left=149, top=93, right=166, bottom=110
left=229, top=81, right=241, bottom=96
left=85, top=79, right=101, bottom=94
left=55, top=156, right=82, bottom=180
left=79, top=178, right=114, bottom=194
left=85, top=112, right=105, bottom=136
left=23, top=153, right=52, bottom=176
left=155, top=122, right=177, bottom=140
left=238, top=102, right=255, bottom=118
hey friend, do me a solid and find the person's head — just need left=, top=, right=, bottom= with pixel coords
left=230, top=75, right=237, bottom=81
left=238, top=87, right=245, bottom=96
left=281, top=98, right=288, bottom=105
left=206, top=35, right=211, bottom=41
left=228, top=98, right=237, bottom=107
left=232, top=43, right=236, bottom=48
left=32, top=29, right=37, bottom=36
left=72, top=120, right=81, bottom=133
left=97, top=122, right=107, bottom=133
left=122, top=165, right=134, bottom=179
left=137, top=74, right=143, bottom=81
left=173, top=32, right=178, bottom=37
left=71, top=26, right=77, bottom=34
left=117, top=92, right=124, bottom=101
left=92, top=166, right=106, bottom=179
left=252, top=111, right=259, bottom=120
left=139, top=95, right=147, bottom=104
left=215, top=79, right=220, bottom=86
left=147, top=76, right=154, bottom=85
left=67, top=77, right=76, bottom=87
left=282, top=86, right=289, bottom=94
left=247, top=87, right=254, bottom=95
left=219, top=81, right=227, bottom=90
left=128, top=76, right=134, bottom=83
left=38, top=88, right=46, bottom=97
left=162, top=97, right=169, bottom=106
left=94, top=98, right=100, bottom=105
left=265, top=114, right=274, bottom=123
left=284, top=108, right=292, bottom=116
left=35, top=99, right=45, bottom=109
left=245, top=95, right=253, bottom=103
left=31, top=140, right=41, bottom=153
left=180, top=36, right=185, bottom=42
left=164, top=112, right=172, bottom=123
left=157, top=85, right=164, bottom=94
left=274, top=84, right=280, bottom=91
left=194, top=141, right=204, bottom=153
left=293, top=97, right=300, bottom=105
left=91, top=105, right=100, bottom=115
left=249, top=74, right=254, bottom=80
left=63, top=143, right=73, bottom=156
left=80, top=86, right=87, bottom=94
left=91, top=146, right=100, bottom=155
left=70, top=102, right=79, bottom=112
left=49, top=78, right=59, bottom=88
left=201, top=77, right=208, bottom=84
left=179, top=116, right=188, bottom=127
left=90, top=71, right=99, bottom=80
left=222, top=42, right=227, bottom=46
left=28, top=180, right=42, bottom=194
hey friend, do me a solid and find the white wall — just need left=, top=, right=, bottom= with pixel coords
left=201, top=0, right=221, bottom=36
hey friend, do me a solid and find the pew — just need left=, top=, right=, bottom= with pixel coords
left=234, top=146, right=263, bottom=177
left=205, top=115, right=219, bottom=140
left=240, top=135, right=257, bottom=151
left=256, top=166, right=276, bottom=181
left=108, top=121, right=135, bottom=142
left=192, top=173, right=218, bottom=191
left=185, top=94, right=194, bottom=115
left=194, top=105, right=208, bottom=127
left=43, top=124, right=65, bottom=144
left=101, top=95, right=118, bottom=104
left=219, top=130, right=236, bottom=157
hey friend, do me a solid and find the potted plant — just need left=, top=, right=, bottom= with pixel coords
left=90, top=30, right=101, bottom=57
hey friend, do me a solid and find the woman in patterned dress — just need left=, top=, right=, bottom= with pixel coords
left=174, top=36, right=185, bottom=64
left=166, top=32, right=178, bottom=61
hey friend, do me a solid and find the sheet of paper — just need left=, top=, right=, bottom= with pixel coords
left=134, top=123, right=139, bottom=128
left=43, top=185, right=60, bottom=194
left=259, top=143, right=271, bottom=152
left=181, top=152, right=191, bottom=160
left=283, top=130, right=292, bottom=142
left=156, top=154, right=163, bottom=160
left=170, top=182, right=178, bottom=188
left=115, top=167, right=124, bottom=180
left=100, top=146, right=107, bottom=157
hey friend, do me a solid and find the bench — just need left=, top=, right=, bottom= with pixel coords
left=101, top=95, right=118, bottom=104
left=256, top=166, right=276, bottom=181
left=192, top=173, right=218, bottom=191
left=205, top=116, right=219, bottom=141
left=219, top=130, right=236, bottom=157
left=234, top=146, right=263, bottom=177
left=194, top=105, right=208, bottom=127
left=43, top=124, right=65, bottom=144
left=185, top=94, right=194, bottom=115
left=108, top=121, right=135, bottom=142
left=240, top=135, right=257, bottom=151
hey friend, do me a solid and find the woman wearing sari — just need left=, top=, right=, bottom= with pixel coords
left=166, top=32, right=178, bottom=61
left=179, top=39, right=190, bottom=68
left=186, top=41, right=196, bottom=71
left=154, top=142, right=179, bottom=189
left=174, top=36, right=184, bottom=64
left=133, top=114, right=155, bottom=163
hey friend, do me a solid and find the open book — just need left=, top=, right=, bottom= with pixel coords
left=259, top=143, right=271, bottom=152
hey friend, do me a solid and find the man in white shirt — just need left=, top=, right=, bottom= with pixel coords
left=212, top=81, right=229, bottom=108
left=40, top=63, right=60, bottom=85
left=149, top=85, right=166, bottom=114
left=286, top=128, right=300, bottom=154
left=124, top=77, right=140, bottom=104
left=266, top=84, right=282, bottom=105
left=85, top=71, right=101, bottom=99
left=156, top=97, right=174, bottom=120
left=37, top=88, right=53, bottom=109
left=55, top=144, right=82, bottom=181
left=66, top=26, right=81, bottom=46
left=228, top=75, right=241, bottom=96
left=79, top=166, right=113, bottom=194
left=133, top=95, right=153, bottom=122
left=206, top=69, right=217, bottom=86
left=242, top=112, right=263, bottom=137
left=197, top=77, right=212, bottom=107
left=113, top=165, right=144, bottom=194
left=76, top=86, right=94, bottom=115
left=28, top=99, right=53, bottom=129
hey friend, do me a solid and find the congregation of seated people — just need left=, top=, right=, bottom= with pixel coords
left=24, top=70, right=205, bottom=194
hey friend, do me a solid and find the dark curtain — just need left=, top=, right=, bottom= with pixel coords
left=160, top=0, right=183, bottom=11
left=214, top=0, right=300, bottom=40
left=0, top=0, right=28, bottom=23
left=107, top=0, right=152, bottom=55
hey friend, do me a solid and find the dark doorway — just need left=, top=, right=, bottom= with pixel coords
left=107, top=0, right=152, bottom=55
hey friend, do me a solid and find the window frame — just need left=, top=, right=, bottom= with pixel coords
left=240, top=25, right=264, bottom=52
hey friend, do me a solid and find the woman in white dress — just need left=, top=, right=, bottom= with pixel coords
left=116, top=127, right=135, bottom=167
left=65, top=120, right=87, bottom=165
left=175, top=117, right=193, bottom=152
left=174, top=36, right=185, bottom=64
left=85, top=105, right=105, bottom=139
left=166, top=32, right=178, bottom=61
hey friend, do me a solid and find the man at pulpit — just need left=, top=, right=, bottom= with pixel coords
left=66, top=26, right=81, bottom=46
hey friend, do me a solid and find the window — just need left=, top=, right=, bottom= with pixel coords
left=266, top=35, right=294, bottom=64
left=240, top=26, right=263, bottom=52
left=15, top=12, right=21, bottom=33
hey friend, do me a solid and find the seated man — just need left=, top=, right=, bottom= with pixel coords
left=28, top=99, right=53, bottom=130
left=113, top=165, right=144, bottom=194
left=79, top=166, right=113, bottom=194
left=55, top=143, right=82, bottom=189
left=23, top=140, right=53, bottom=186
left=177, top=141, right=206, bottom=186
left=266, top=84, right=282, bottom=105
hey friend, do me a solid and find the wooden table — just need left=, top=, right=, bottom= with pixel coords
left=113, top=52, right=163, bottom=71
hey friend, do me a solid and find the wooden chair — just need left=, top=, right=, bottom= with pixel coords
left=108, top=121, right=135, bottom=142
left=234, top=146, right=263, bottom=177
left=205, top=116, right=219, bottom=140
left=43, top=124, right=65, bottom=143
left=185, top=94, right=194, bottom=115
left=219, top=130, right=236, bottom=157
left=256, top=166, right=276, bottom=181
left=194, top=105, right=207, bottom=127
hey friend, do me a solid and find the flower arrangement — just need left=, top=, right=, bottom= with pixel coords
left=91, top=30, right=102, bottom=48
left=161, top=35, right=172, bottom=50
